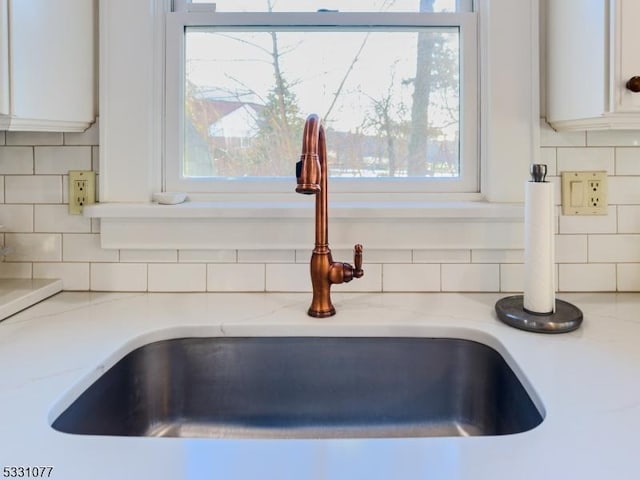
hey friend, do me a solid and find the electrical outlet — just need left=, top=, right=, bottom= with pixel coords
left=561, top=171, right=607, bottom=215
left=68, top=170, right=96, bottom=215
left=588, top=179, right=603, bottom=208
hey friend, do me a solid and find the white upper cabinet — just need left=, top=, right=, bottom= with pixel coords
left=546, top=0, right=640, bottom=130
left=0, top=0, right=96, bottom=132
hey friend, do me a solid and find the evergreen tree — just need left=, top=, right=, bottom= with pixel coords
left=251, top=72, right=304, bottom=176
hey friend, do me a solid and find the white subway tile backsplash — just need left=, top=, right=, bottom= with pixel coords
left=442, top=264, right=499, bottom=292
left=331, top=249, right=411, bottom=264
left=559, top=264, right=616, bottom=291
left=34, top=205, right=91, bottom=233
left=551, top=177, right=561, bottom=207
left=412, top=249, right=470, bottom=263
left=91, top=263, right=147, bottom=291
left=556, top=147, right=614, bottom=173
left=0, top=262, right=32, bottom=279
left=179, top=249, right=236, bottom=263
left=62, top=175, right=69, bottom=204
left=238, top=250, right=295, bottom=263
left=617, top=264, right=640, bottom=292
left=0, top=205, right=33, bottom=232
left=382, top=264, right=440, bottom=292
left=555, top=235, right=587, bottom=263
left=472, top=249, right=523, bottom=263
left=540, top=148, right=557, bottom=175
left=4, top=233, right=61, bottom=261
left=63, top=234, right=119, bottom=262
left=64, top=121, right=99, bottom=146
left=295, top=250, right=311, bottom=263
left=618, top=206, right=640, bottom=233
left=333, top=263, right=382, bottom=292
left=208, top=263, right=265, bottom=292
left=34, top=262, right=90, bottom=290
left=588, top=235, right=640, bottom=263
left=615, top=148, right=640, bottom=175
left=587, top=130, right=640, bottom=147
left=148, top=263, right=205, bottom=292
left=6, top=132, right=63, bottom=146
left=5, top=176, right=62, bottom=203
left=120, top=249, right=178, bottom=263
left=369, top=250, right=413, bottom=263
left=279, top=255, right=381, bottom=290
left=35, top=147, right=92, bottom=174
left=265, top=264, right=309, bottom=292
left=608, top=177, right=640, bottom=205
left=0, top=147, right=33, bottom=174
left=4, top=130, right=640, bottom=294
left=540, top=121, right=586, bottom=147
left=559, top=206, right=617, bottom=234
left=92, top=146, right=99, bottom=172
left=500, top=265, right=559, bottom=293
left=499, top=264, right=523, bottom=292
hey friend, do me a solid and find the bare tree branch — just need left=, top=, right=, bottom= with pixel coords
left=323, top=32, right=371, bottom=123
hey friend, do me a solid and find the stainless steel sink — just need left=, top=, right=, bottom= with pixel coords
left=52, top=337, right=542, bottom=439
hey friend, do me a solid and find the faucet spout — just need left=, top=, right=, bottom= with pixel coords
left=295, top=114, right=322, bottom=195
left=295, top=114, right=364, bottom=317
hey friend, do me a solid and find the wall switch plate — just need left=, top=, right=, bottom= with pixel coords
left=561, top=171, right=607, bottom=215
left=68, top=170, right=96, bottom=215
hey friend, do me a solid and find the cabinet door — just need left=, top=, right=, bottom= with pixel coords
left=546, top=0, right=640, bottom=130
left=10, top=0, right=95, bottom=126
left=546, top=0, right=607, bottom=125
left=1, top=0, right=95, bottom=131
left=614, top=0, right=640, bottom=112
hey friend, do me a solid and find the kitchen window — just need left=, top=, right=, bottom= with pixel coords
left=93, top=0, right=537, bottom=250
left=165, top=0, right=478, bottom=195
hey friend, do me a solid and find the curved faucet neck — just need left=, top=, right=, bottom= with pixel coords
left=301, top=114, right=328, bottom=248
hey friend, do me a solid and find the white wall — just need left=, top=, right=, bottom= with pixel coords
left=0, top=120, right=639, bottom=293
left=1, top=0, right=639, bottom=293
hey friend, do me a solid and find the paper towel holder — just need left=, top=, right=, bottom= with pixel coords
left=495, top=295, right=583, bottom=333
left=495, top=164, right=583, bottom=333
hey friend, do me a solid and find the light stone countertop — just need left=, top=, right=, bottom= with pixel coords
left=0, top=278, right=61, bottom=321
left=0, top=291, right=639, bottom=480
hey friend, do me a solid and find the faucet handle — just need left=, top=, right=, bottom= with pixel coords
left=353, top=244, right=364, bottom=278
left=334, top=244, right=364, bottom=284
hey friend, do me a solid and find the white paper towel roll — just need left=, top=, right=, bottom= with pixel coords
left=523, top=181, right=556, bottom=314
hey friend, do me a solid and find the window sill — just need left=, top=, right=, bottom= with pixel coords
left=84, top=200, right=524, bottom=250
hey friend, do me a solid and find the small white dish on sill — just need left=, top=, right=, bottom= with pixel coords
left=152, top=192, right=187, bottom=205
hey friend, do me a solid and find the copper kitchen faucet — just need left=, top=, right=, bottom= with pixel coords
left=295, top=114, right=364, bottom=317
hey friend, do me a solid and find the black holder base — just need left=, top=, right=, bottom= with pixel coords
left=495, top=295, right=583, bottom=334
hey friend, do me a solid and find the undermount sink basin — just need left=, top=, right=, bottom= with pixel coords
left=52, top=337, right=543, bottom=439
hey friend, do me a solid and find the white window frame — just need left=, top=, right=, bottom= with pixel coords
left=90, top=0, right=539, bottom=250
left=165, top=10, right=479, bottom=195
